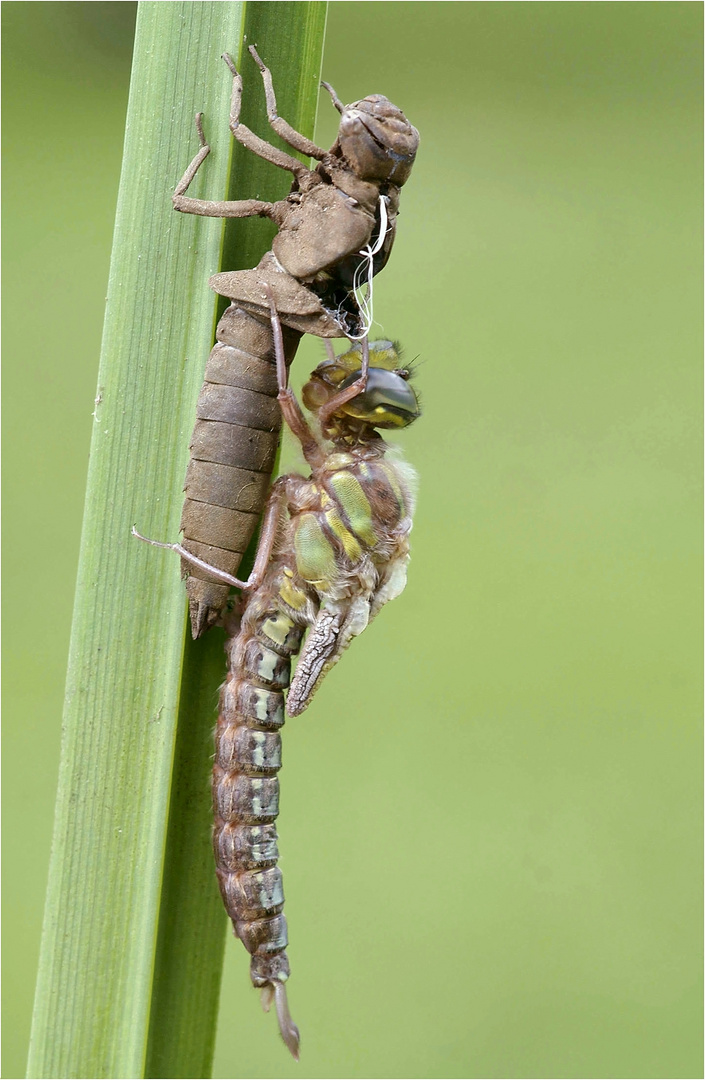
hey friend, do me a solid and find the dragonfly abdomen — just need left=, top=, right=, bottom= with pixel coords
left=213, top=565, right=315, bottom=992
left=181, top=305, right=301, bottom=637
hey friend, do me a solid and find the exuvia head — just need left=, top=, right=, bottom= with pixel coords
left=303, top=340, right=420, bottom=431
left=331, top=94, right=419, bottom=187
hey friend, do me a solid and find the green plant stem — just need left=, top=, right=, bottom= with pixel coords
left=27, top=3, right=327, bottom=1078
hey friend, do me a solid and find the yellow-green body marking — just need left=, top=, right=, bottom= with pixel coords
left=212, top=338, right=419, bottom=1059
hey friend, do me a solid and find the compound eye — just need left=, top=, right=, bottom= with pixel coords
left=339, top=368, right=419, bottom=426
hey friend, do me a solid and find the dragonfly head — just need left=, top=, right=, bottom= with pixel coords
left=303, top=340, right=420, bottom=432
left=336, top=96, right=419, bottom=186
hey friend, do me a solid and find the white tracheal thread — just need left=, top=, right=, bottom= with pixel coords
left=347, top=194, right=390, bottom=341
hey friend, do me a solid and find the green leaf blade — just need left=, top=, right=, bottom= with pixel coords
left=27, top=3, right=328, bottom=1077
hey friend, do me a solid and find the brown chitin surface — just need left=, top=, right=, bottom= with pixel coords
left=212, top=559, right=316, bottom=1028
left=180, top=305, right=300, bottom=637
left=173, top=52, right=419, bottom=638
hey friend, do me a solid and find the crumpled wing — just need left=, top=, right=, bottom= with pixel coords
left=368, top=550, right=409, bottom=621
left=286, top=597, right=370, bottom=716
left=209, top=252, right=346, bottom=337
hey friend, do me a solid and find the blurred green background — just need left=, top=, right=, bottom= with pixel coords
left=2, top=3, right=702, bottom=1078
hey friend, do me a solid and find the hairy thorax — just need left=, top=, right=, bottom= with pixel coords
left=287, top=453, right=413, bottom=593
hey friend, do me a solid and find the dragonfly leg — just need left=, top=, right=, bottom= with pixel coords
left=132, top=527, right=250, bottom=588
left=221, top=53, right=315, bottom=184
left=173, top=113, right=210, bottom=196
left=260, top=286, right=325, bottom=468
left=317, top=335, right=370, bottom=428
left=242, top=479, right=288, bottom=590
left=172, top=113, right=277, bottom=219
left=249, top=46, right=327, bottom=161
left=132, top=489, right=285, bottom=594
left=320, top=79, right=345, bottom=115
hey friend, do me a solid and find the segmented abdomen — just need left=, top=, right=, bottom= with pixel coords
left=213, top=563, right=316, bottom=989
left=181, top=305, right=301, bottom=637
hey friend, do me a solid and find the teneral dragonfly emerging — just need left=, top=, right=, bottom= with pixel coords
left=136, top=294, right=419, bottom=1056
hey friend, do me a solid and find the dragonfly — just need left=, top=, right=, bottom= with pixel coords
left=172, top=47, right=419, bottom=636
left=134, top=290, right=420, bottom=1056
